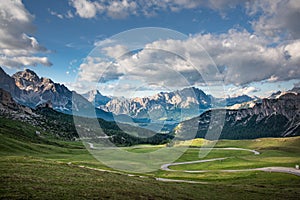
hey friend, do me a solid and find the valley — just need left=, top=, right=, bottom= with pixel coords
left=1, top=117, right=300, bottom=199
left=0, top=66, right=299, bottom=199
left=1, top=1, right=300, bottom=199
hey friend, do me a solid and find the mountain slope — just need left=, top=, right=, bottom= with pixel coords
left=0, top=89, right=172, bottom=145
left=0, top=67, right=118, bottom=121
left=12, top=68, right=75, bottom=110
left=176, top=92, right=300, bottom=139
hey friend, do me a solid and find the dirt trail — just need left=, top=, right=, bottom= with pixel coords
left=160, top=148, right=300, bottom=177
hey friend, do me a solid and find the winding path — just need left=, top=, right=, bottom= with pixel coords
left=85, top=143, right=300, bottom=180
left=161, top=147, right=300, bottom=177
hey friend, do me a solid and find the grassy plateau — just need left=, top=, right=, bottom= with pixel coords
left=0, top=117, right=300, bottom=199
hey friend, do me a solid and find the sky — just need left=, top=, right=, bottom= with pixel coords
left=0, top=0, right=299, bottom=98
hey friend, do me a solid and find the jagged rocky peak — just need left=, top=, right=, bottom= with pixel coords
left=268, top=87, right=300, bottom=99
left=84, top=89, right=101, bottom=100
left=13, top=69, right=40, bottom=82
left=82, top=89, right=111, bottom=105
left=12, top=68, right=41, bottom=91
left=41, top=77, right=54, bottom=84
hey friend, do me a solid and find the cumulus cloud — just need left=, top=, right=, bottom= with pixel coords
left=69, top=0, right=102, bottom=18
left=141, top=30, right=300, bottom=86
left=247, top=0, right=300, bottom=40
left=0, top=0, right=52, bottom=69
left=67, top=0, right=300, bottom=43
left=69, top=0, right=244, bottom=19
left=227, top=86, right=260, bottom=97
left=75, top=28, right=300, bottom=93
left=78, top=56, right=124, bottom=82
left=102, top=45, right=129, bottom=59
left=76, top=48, right=206, bottom=93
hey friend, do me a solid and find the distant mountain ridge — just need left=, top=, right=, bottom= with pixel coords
left=82, top=89, right=111, bottom=107
left=84, top=87, right=255, bottom=122
left=0, top=67, right=258, bottom=123
left=1, top=67, right=299, bottom=139
left=176, top=90, right=300, bottom=139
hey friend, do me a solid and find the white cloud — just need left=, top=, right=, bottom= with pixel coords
left=102, top=45, right=129, bottom=59
left=69, top=0, right=103, bottom=18
left=227, top=86, right=259, bottom=97
left=0, top=56, right=51, bottom=68
left=66, top=10, right=74, bottom=18
left=0, top=0, right=52, bottom=69
left=267, top=75, right=279, bottom=83
left=106, top=0, right=137, bottom=19
left=78, top=56, right=124, bottom=82
left=69, top=0, right=244, bottom=19
left=247, top=0, right=300, bottom=40
left=49, top=9, right=64, bottom=19
left=49, top=9, right=74, bottom=19
left=75, top=29, right=300, bottom=93
left=67, top=0, right=300, bottom=43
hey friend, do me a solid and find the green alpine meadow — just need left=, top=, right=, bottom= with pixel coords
left=1, top=0, right=300, bottom=199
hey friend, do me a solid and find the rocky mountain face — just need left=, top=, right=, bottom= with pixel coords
left=85, top=87, right=255, bottom=122
left=0, top=89, right=171, bottom=145
left=82, top=90, right=111, bottom=107
left=11, top=69, right=73, bottom=110
left=0, top=68, right=24, bottom=102
left=87, top=87, right=214, bottom=121
left=0, top=67, right=256, bottom=124
left=0, top=67, right=73, bottom=110
left=0, top=67, right=115, bottom=121
left=268, top=87, right=300, bottom=99
left=224, top=95, right=254, bottom=107
left=176, top=91, right=300, bottom=139
left=0, top=88, right=39, bottom=125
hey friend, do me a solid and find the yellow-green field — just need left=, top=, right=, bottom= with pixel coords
left=1, top=117, right=300, bottom=199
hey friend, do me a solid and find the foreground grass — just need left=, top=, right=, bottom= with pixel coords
left=0, top=117, right=300, bottom=199
left=1, top=156, right=300, bottom=200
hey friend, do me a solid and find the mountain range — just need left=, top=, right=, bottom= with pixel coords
left=0, top=67, right=299, bottom=139
left=0, top=67, right=116, bottom=121
left=83, top=87, right=255, bottom=122
left=0, top=67, right=255, bottom=123
left=176, top=88, right=300, bottom=139
left=0, top=87, right=171, bottom=145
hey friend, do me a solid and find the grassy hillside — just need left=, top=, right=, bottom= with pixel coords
left=1, top=117, right=300, bottom=199
left=35, top=107, right=173, bottom=146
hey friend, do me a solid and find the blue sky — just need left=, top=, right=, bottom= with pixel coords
left=0, top=0, right=299, bottom=98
